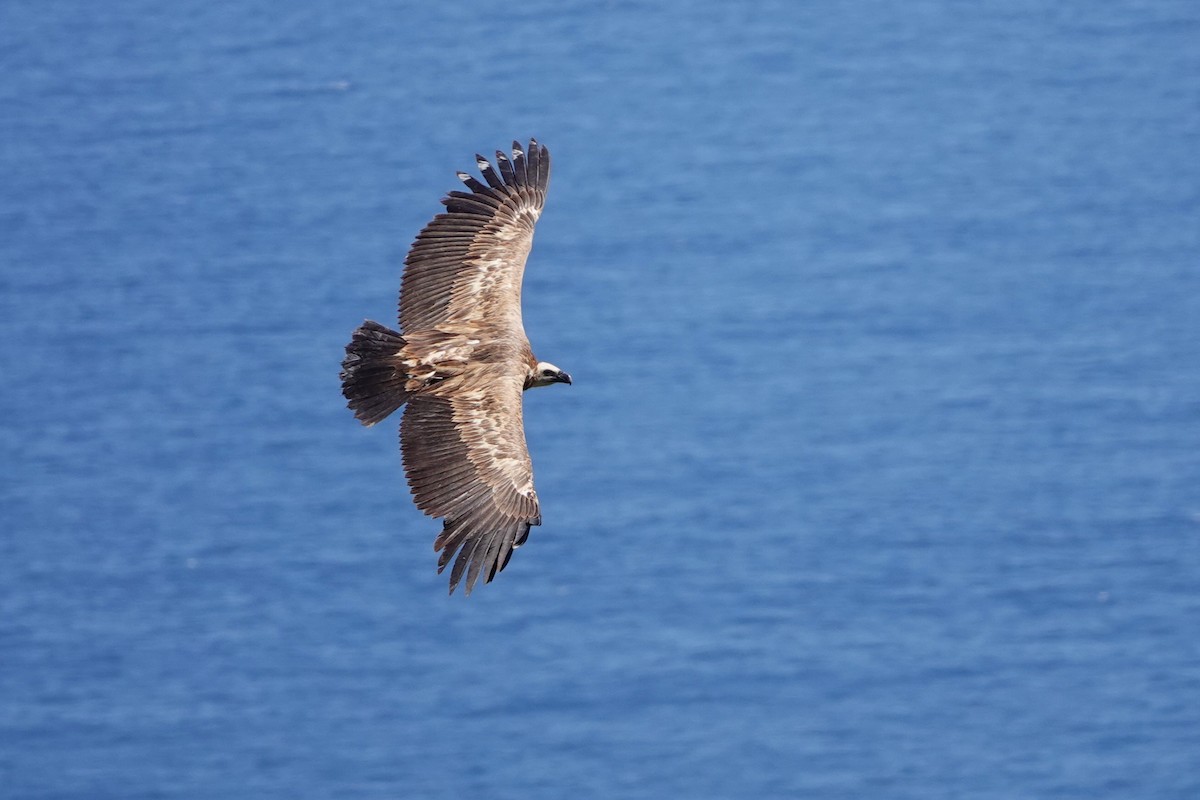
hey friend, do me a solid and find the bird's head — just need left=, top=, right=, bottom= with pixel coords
left=527, top=361, right=572, bottom=389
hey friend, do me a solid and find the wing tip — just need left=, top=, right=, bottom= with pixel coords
left=437, top=517, right=537, bottom=596
left=461, top=139, right=549, bottom=195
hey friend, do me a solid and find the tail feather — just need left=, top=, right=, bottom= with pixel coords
left=341, top=320, right=409, bottom=426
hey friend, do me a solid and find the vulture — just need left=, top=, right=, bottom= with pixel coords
left=340, top=139, right=570, bottom=595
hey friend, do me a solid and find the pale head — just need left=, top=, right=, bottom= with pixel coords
left=527, top=361, right=572, bottom=389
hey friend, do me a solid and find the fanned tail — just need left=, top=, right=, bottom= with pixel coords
left=340, top=320, right=410, bottom=426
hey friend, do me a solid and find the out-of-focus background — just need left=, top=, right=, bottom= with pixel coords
left=2, top=1, right=1198, bottom=797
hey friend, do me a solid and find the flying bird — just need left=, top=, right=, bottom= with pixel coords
left=340, top=139, right=571, bottom=595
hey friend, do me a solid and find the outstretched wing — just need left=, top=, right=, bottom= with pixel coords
left=400, top=368, right=541, bottom=595
left=399, top=139, right=550, bottom=335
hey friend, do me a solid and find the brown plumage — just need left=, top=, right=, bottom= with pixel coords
left=340, top=139, right=571, bottom=595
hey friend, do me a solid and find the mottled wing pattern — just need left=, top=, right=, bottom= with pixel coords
left=399, top=139, right=550, bottom=335
left=400, top=370, right=542, bottom=595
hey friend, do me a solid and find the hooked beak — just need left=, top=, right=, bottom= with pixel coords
left=556, top=370, right=572, bottom=385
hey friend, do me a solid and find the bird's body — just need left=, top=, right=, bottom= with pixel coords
left=340, top=139, right=570, bottom=595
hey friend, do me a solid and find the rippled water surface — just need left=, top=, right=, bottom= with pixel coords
left=2, top=1, right=1198, bottom=797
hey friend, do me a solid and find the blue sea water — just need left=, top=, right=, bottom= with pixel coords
left=2, top=0, right=1199, bottom=797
